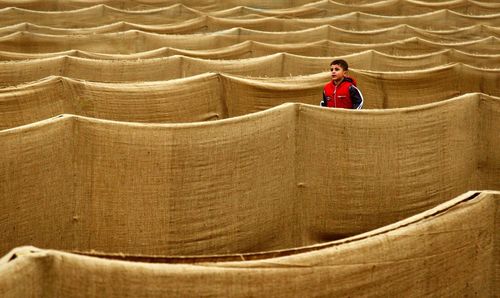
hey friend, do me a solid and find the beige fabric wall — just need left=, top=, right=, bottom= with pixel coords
left=1, top=37, right=497, bottom=60
left=356, top=64, right=500, bottom=108
left=0, top=5, right=202, bottom=27
left=2, top=10, right=499, bottom=34
left=1, top=95, right=499, bottom=258
left=1, top=14, right=499, bottom=35
left=0, top=0, right=498, bottom=12
left=0, top=2, right=498, bottom=21
left=251, top=12, right=500, bottom=31
left=0, top=50, right=498, bottom=86
left=297, top=96, right=483, bottom=241
left=1, top=28, right=499, bottom=53
left=0, top=74, right=227, bottom=129
left=0, top=77, right=70, bottom=129
left=0, top=0, right=498, bottom=295
left=0, top=119, right=75, bottom=254
left=479, top=95, right=500, bottom=188
left=1, top=65, right=499, bottom=129
left=0, top=191, right=497, bottom=297
left=0, top=107, right=298, bottom=256
left=2, top=19, right=498, bottom=39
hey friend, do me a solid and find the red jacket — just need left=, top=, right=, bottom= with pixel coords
left=321, top=77, right=363, bottom=109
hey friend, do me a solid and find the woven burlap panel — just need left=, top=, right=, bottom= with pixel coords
left=1, top=96, right=499, bottom=257
left=0, top=51, right=498, bottom=86
left=0, top=0, right=498, bottom=296
left=1, top=26, right=499, bottom=54
left=0, top=191, right=497, bottom=297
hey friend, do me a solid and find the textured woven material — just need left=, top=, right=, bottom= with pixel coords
left=0, top=66, right=499, bottom=129
left=1, top=14, right=499, bottom=35
left=0, top=51, right=499, bottom=86
left=0, top=0, right=499, bottom=296
left=0, top=191, right=498, bottom=297
left=2, top=20, right=499, bottom=37
left=1, top=95, right=499, bottom=257
left=0, top=2, right=498, bottom=19
left=1, top=37, right=498, bottom=60
left=1, top=27, right=499, bottom=54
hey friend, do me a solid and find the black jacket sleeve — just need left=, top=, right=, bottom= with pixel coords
left=349, top=85, right=364, bottom=109
left=320, top=91, right=328, bottom=107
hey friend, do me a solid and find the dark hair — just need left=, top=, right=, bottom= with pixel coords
left=330, top=59, right=348, bottom=70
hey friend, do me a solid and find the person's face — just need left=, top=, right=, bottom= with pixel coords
left=330, top=64, right=346, bottom=82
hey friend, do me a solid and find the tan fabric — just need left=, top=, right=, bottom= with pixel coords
left=219, top=0, right=500, bottom=17
left=1, top=15, right=499, bottom=35
left=0, top=0, right=499, bottom=296
left=0, top=74, right=226, bottom=128
left=1, top=37, right=497, bottom=60
left=0, top=191, right=497, bottom=297
left=0, top=65, right=498, bottom=129
left=0, top=5, right=202, bottom=28
left=0, top=95, right=499, bottom=258
left=0, top=1, right=498, bottom=17
left=0, top=51, right=498, bottom=86
left=1, top=26, right=498, bottom=54
left=0, top=107, right=297, bottom=256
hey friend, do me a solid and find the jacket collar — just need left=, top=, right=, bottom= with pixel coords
left=333, top=76, right=355, bottom=86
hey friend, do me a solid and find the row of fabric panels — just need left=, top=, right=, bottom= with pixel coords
left=0, top=0, right=498, bottom=14
left=0, top=0, right=498, bottom=296
left=1, top=26, right=499, bottom=53
left=0, top=65, right=499, bottom=128
left=0, top=51, right=498, bottom=85
left=1, top=98, right=499, bottom=295
left=1, top=95, right=499, bottom=256
left=1, top=37, right=498, bottom=59
left=0, top=191, right=498, bottom=296
left=1, top=12, right=499, bottom=32
left=0, top=8, right=498, bottom=28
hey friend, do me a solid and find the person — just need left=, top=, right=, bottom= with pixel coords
left=320, top=59, right=363, bottom=109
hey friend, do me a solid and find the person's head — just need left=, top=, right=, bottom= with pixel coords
left=330, top=59, right=349, bottom=83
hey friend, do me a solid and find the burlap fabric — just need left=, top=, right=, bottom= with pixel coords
left=1, top=37, right=498, bottom=61
left=0, top=0, right=499, bottom=296
left=1, top=94, right=499, bottom=256
left=1, top=27, right=499, bottom=54
left=0, top=1, right=498, bottom=19
left=0, top=50, right=498, bottom=86
left=1, top=19, right=498, bottom=36
left=0, top=66, right=498, bottom=129
left=0, top=190, right=498, bottom=297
